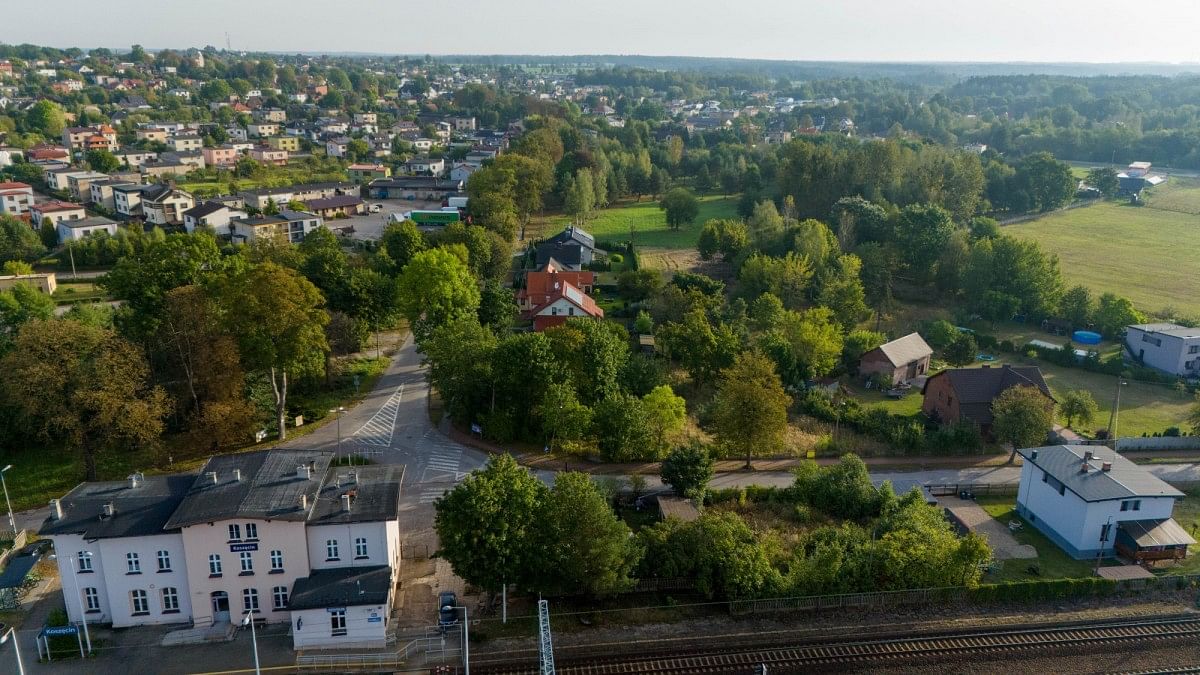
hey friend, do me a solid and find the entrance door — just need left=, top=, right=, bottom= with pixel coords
left=211, top=591, right=230, bottom=623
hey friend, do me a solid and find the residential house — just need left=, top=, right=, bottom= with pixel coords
left=202, top=145, right=241, bottom=167
left=135, top=128, right=169, bottom=144
left=348, top=164, right=391, bottom=183
left=403, top=157, right=444, bottom=176
left=448, top=163, right=477, bottom=182
left=534, top=226, right=597, bottom=271
left=531, top=279, right=604, bottom=331
left=225, top=126, right=249, bottom=142
left=239, top=182, right=357, bottom=211
left=247, top=122, right=280, bottom=139
left=266, top=135, right=300, bottom=152
left=66, top=171, right=110, bottom=202
left=1125, top=323, right=1200, bottom=377
left=46, top=168, right=91, bottom=193
left=366, top=177, right=463, bottom=201
left=250, top=147, right=289, bottom=166
left=325, top=137, right=350, bottom=158
left=450, top=116, right=476, bottom=131
left=0, top=181, right=33, bottom=216
left=40, top=448, right=402, bottom=651
left=305, top=195, right=365, bottom=219
left=0, top=146, right=24, bottom=168
left=860, top=333, right=933, bottom=386
left=257, top=108, right=287, bottom=123
left=26, top=145, right=71, bottom=162
left=921, top=364, right=1054, bottom=435
left=140, top=185, right=195, bottom=226
left=171, top=135, right=204, bottom=153
left=113, top=183, right=156, bottom=219
left=409, top=138, right=434, bottom=152
left=1016, top=445, right=1193, bottom=560
left=57, top=215, right=119, bottom=242
left=62, top=125, right=118, bottom=151
left=30, top=200, right=86, bottom=227
left=229, top=210, right=323, bottom=244
left=89, top=179, right=139, bottom=211
left=114, top=150, right=158, bottom=168
left=0, top=272, right=57, bottom=294
left=518, top=263, right=596, bottom=314
left=352, top=112, right=377, bottom=126
left=183, top=201, right=248, bottom=233
left=463, top=149, right=497, bottom=167
left=140, top=160, right=192, bottom=180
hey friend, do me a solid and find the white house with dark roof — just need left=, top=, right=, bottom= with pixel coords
left=41, top=448, right=403, bottom=650
left=1126, top=322, right=1200, bottom=377
left=1016, top=445, right=1194, bottom=561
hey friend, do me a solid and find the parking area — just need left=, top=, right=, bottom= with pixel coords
left=335, top=198, right=445, bottom=241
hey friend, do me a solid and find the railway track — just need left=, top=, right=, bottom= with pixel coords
left=474, top=616, right=1200, bottom=674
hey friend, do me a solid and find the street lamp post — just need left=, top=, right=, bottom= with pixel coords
left=0, top=465, right=16, bottom=535
left=330, top=407, right=346, bottom=465
left=242, top=611, right=261, bottom=675
left=66, top=555, right=91, bottom=655
left=2, top=626, right=24, bottom=675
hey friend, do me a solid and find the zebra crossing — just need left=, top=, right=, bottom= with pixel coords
left=420, top=432, right=464, bottom=482
left=417, top=485, right=449, bottom=504
left=352, top=383, right=404, bottom=447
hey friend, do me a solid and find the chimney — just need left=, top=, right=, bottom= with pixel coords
left=1030, top=449, right=1038, bottom=460
left=233, top=469, right=242, bottom=482
left=50, top=499, right=63, bottom=521
left=206, top=471, right=218, bottom=484
left=1080, top=462, right=1090, bottom=473
left=342, top=493, right=352, bottom=512
left=299, top=494, right=308, bottom=510
left=1083, top=450, right=1094, bottom=461
left=298, top=465, right=312, bottom=479
left=1102, top=462, right=1112, bottom=472
left=101, top=502, right=115, bottom=518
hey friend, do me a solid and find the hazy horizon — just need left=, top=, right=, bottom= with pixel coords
left=6, top=0, right=1200, bottom=64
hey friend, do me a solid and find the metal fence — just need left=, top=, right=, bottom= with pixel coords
left=926, top=483, right=1019, bottom=497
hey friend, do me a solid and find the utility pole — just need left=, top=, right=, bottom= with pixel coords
left=242, top=612, right=260, bottom=675
left=67, top=556, right=91, bottom=655
left=0, top=465, right=14, bottom=534
left=68, top=244, right=77, bottom=280
left=538, top=599, right=556, bottom=675
left=1106, top=378, right=1126, bottom=440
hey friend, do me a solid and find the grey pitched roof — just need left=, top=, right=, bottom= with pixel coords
left=872, top=332, right=933, bottom=367
left=924, top=365, right=1052, bottom=425
left=307, top=195, right=363, bottom=210
left=39, top=474, right=196, bottom=539
left=548, top=226, right=595, bottom=251
left=1018, top=445, right=1184, bottom=502
left=307, top=465, right=404, bottom=525
left=164, top=449, right=334, bottom=529
left=288, top=565, right=391, bottom=610
left=61, top=216, right=117, bottom=229
left=535, top=242, right=583, bottom=268
left=183, top=201, right=228, bottom=219
left=1118, top=518, right=1196, bottom=547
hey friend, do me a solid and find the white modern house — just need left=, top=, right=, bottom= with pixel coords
left=41, top=448, right=403, bottom=650
left=1126, top=323, right=1200, bottom=377
left=1016, top=445, right=1194, bottom=561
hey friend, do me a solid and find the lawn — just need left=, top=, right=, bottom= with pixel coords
left=1005, top=198, right=1200, bottom=316
left=976, top=498, right=1099, bottom=581
left=1141, top=176, right=1200, bottom=215
left=529, top=195, right=739, bottom=249
left=51, top=280, right=107, bottom=305
left=1167, top=489, right=1200, bottom=575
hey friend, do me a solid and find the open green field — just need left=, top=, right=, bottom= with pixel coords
left=976, top=498, right=1101, bottom=581
left=530, top=195, right=739, bottom=249
left=1006, top=198, right=1200, bottom=316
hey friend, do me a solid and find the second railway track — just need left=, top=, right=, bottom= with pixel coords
left=473, top=615, right=1200, bottom=674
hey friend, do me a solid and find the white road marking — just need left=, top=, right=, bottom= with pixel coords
left=352, top=383, right=404, bottom=447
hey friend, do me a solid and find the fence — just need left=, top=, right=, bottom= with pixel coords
left=295, top=627, right=462, bottom=672
left=0, top=530, right=29, bottom=573
left=925, top=483, right=1019, bottom=498
left=998, top=197, right=1099, bottom=226
left=1116, top=436, right=1200, bottom=452
left=633, top=577, right=696, bottom=593
left=728, top=573, right=1200, bottom=616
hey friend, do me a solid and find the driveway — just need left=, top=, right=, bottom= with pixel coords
left=940, top=496, right=1037, bottom=560
left=333, top=198, right=447, bottom=242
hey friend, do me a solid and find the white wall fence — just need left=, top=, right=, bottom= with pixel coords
left=1114, top=436, right=1200, bottom=452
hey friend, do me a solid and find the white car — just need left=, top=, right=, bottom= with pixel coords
left=368, top=203, right=384, bottom=214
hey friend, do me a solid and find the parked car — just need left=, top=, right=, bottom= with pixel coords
left=368, top=203, right=383, bottom=213
left=438, top=591, right=458, bottom=626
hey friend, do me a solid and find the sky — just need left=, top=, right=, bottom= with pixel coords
left=6, top=0, right=1200, bottom=63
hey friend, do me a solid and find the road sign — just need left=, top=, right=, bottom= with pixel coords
left=43, top=625, right=77, bottom=637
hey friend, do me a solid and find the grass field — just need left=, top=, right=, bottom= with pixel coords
left=52, top=280, right=107, bottom=305
left=977, top=498, right=1099, bottom=581
left=1006, top=184, right=1200, bottom=316
left=529, top=195, right=739, bottom=249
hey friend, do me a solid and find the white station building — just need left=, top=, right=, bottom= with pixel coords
left=40, top=448, right=403, bottom=650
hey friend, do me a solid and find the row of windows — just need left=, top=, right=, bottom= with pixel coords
left=210, top=549, right=286, bottom=576
left=81, top=550, right=179, bottom=575
left=228, top=523, right=259, bottom=542
left=325, top=538, right=370, bottom=561
left=242, top=586, right=290, bottom=612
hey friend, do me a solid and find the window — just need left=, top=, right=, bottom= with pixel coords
left=354, top=537, right=368, bottom=559
left=326, top=539, right=340, bottom=561
left=157, top=550, right=171, bottom=572
left=270, top=550, right=283, bottom=572
left=1190, top=345, right=1200, bottom=354
left=126, top=552, right=141, bottom=574
left=228, top=524, right=242, bottom=542
left=242, top=588, right=259, bottom=613
left=131, top=589, right=149, bottom=615
left=78, top=552, right=93, bottom=573
left=245, top=523, right=258, bottom=541
left=83, top=587, right=100, bottom=611
left=1121, top=499, right=1142, bottom=512
left=209, top=554, right=222, bottom=576
left=330, top=609, right=346, bottom=636
left=1044, top=474, right=1066, bottom=496
left=161, top=587, right=179, bottom=612
left=240, top=551, right=254, bottom=574
left=272, top=586, right=288, bottom=610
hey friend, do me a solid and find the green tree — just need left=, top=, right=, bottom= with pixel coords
left=657, top=308, right=739, bottom=384
left=0, top=282, right=55, bottom=348
left=477, top=279, right=518, bottom=333
left=380, top=219, right=426, bottom=272
left=713, top=351, right=791, bottom=468
left=592, top=393, right=654, bottom=462
left=792, top=455, right=887, bottom=520
left=943, top=332, right=978, bottom=366
left=435, top=454, right=548, bottom=596
left=422, top=318, right=497, bottom=425
left=539, top=472, right=638, bottom=597
left=842, top=329, right=887, bottom=369
left=1, top=319, right=167, bottom=479
left=817, top=254, right=868, bottom=331
left=992, top=385, right=1056, bottom=463
left=216, top=263, right=329, bottom=440
left=396, top=247, right=481, bottom=341
left=642, top=385, right=687, bottom=458
left=537, top=382, right=592, bottom=450
left=1093, top=293, right=1145, bottom=339
left=660, top=441, right=715, bottom=499
left=633, top=310, right=654, bottom=335
left=1015, top=152, right=1076, bottom=212
left=639, top=511, right=777, bottom=600
left=1059, top=285, right=1094, bottom=328
left=660, top=187, right=700, bottom=230
left=563, top=170, right=595, bottom=226
left=1, top=260, right=33, bottom=276
left=923, top=319, right=959, bottom=350
left=85, top=148, right=121, bottom=173
left=616, top=268, right=663, bottom=302
left=24, top=100, right=65, bottom=138
left=1085, top=167, right=1120, bottom=198
left=761, top=307, right=844, bottom=385
left=1060, top=389, right=1098, bottom=429
left=0, top=214, right=47, bottom=263
left=697, top=218, right=748, bottom=261
left=895, top=204, right=954, bottom=282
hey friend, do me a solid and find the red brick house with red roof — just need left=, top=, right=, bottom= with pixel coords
left=531, top=279, right=604, bottom=331
left=518, top=261, right=596, bottom=315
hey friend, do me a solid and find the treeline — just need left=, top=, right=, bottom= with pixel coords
left=434, top=453, right=991, bottom=602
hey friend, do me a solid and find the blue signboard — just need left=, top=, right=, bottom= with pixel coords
left=230, top=543, right=258, bottom=553
left=326, top=607, right=346, bottom=613
left=43, top=626, right=77, bottom=637
left=367, top=616, right=382, bottom=623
